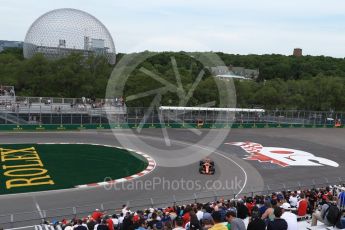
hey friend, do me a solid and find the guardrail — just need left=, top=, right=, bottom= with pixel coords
left=0, top=177, right=344, bottom=229
left=0, top=108, right=344, bottom=127
left=0, top=122, right=343, bottom=132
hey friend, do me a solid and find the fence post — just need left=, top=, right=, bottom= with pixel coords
left=194, top=193, right=198, bottom=203
left=266, top=185, right=271, bottom=194
left=150, top=198, right=154, bottom=208
left=213, top=191, right=218, bottom=202
left=338, top=177, right=342, bottom=184
left=151, top=109, right=154, bottom=127
left=173, top=195, right=177, bottom=204
left=10, top=214, right=14, bottom=229
left=73, top=207, right=77, bottom=217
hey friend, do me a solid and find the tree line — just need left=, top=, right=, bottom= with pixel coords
left=0, top=48, right=345, bottom=111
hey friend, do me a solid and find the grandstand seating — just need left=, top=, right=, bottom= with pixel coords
left=32, top=184, right=345, bottom=230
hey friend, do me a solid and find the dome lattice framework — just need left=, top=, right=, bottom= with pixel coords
left=23, top=8, right=116, bottom=64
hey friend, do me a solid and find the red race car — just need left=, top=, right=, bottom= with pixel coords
left=199, top=158, right=215, bottom=175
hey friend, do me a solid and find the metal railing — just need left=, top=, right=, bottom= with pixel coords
left=0, top=176, right=344, bottom=229
left=0, top=107, right=344, bottom=127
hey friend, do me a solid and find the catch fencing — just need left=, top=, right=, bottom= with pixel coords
left=0, top=107, right=344, bottom=129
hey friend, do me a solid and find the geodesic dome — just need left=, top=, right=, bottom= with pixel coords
left=23, top=8, right=116, bottom=64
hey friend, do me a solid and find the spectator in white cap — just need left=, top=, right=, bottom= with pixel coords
left=280, top=203, right=297, bottom=230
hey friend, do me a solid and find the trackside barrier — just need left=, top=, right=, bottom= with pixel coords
left=0, top=177, right=344, bottom=229
left=0, top=123, right=344, bottom=131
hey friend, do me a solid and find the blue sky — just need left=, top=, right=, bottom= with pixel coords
left=1, top=0, right=345, bottom=57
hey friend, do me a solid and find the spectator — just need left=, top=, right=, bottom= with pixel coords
left=311, top=195, right=340, bottom=227
left=288, top=193, right=298, bottom=208
left=209, top=211, right=227, bottom=230
left=87, top=218, right=97, bottom=230
left=75, top=219, right=88, bottom=230
left=182, top=206, right=192, bottom=227
left=196, top=204, right=204, bottom=221
left=119, top=213, right=125, bottom=227
left=106, top=216, right=114, bottom=230
left=262, top=199, right=277, bottom=222
left=296, top=193, right=308, bottom=217
left=111, top=214, right=119, bottom=230
left=236, top=200, right=248, bottom=220
left=227, top=200, right=237, bottom=216
left=122, top=212, right=133, bottom=230
left=259, top=200, right=270, bottom=217
left=94, top=219, right=101, bottom=230
left=201, top=219, right=213, bottom=230
left=202, top=206, right=213, bottom=222
left=267, top=207, right=288, bottom=230
left=280, top=203, right=297, bottom=230
left=225, top=211, right=245, bottom=230
left=122, top=205, right=130, bottom=215
left=161, top=212, right=172, bottom=225
left=92, top=209, right=103, bottom=221
left=245, top=197, right=255, bottom=216
left=247, top=206, right=265, bottom=230
left=173, top=217, right=185, bottom=230
left=338, top=187, right=345, bottom=211
left=308, top=190, right=318, bottom=214
left=65, top=223, right=73, bottom=230
left=189, top=211, right=202, bottom=230
left=97, top=219, right=109, bottom=230
left=136, top=219, right=147, bottom=230
left=147, top=212, right=159, bottom=228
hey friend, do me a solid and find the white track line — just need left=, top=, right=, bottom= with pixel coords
left=33, top=196, right=44, bottom=220
left=5, top=226, right=35, bottom=230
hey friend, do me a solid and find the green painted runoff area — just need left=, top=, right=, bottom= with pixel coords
left=0, top=144, right=148, bottom=195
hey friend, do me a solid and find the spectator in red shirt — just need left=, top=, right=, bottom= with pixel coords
left=92, top=209, right=104, bottom=221
left=246, top=197, right=255, bottom=216
left=182, top=206, right=192, bottom=227
left=106, top=216, right=114, bottom=230
left=297, top=193, right=308, bottom=216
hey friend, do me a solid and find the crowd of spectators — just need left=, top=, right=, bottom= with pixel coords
left=38, top=185, right=345, bottom=230
left=0, top=86, right=15, bottom=97
left=0, top=95, right=126, bottom=114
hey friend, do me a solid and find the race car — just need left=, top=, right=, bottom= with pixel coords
left=199, top=158, right=215, bottom=175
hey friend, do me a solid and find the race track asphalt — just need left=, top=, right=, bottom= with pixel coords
left=0, top=128, right=344, bottom=228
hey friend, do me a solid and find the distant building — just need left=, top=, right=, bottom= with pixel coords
left=293, top=48, right=302, bottom=57
left=23, top=8, right=116, bottom=65
left=210, top=65, right=259, bottom=81
left=0, top=40, right=23, bottom=52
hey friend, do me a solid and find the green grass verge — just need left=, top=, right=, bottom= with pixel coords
left=0, top=144, right=148, bottom=195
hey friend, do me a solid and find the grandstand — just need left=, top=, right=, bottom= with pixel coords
left=1, top=90, right=344, bottom=127
left=12, top=183, right=345, bottom=230
left=0, top=86, right=126, bottom=125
